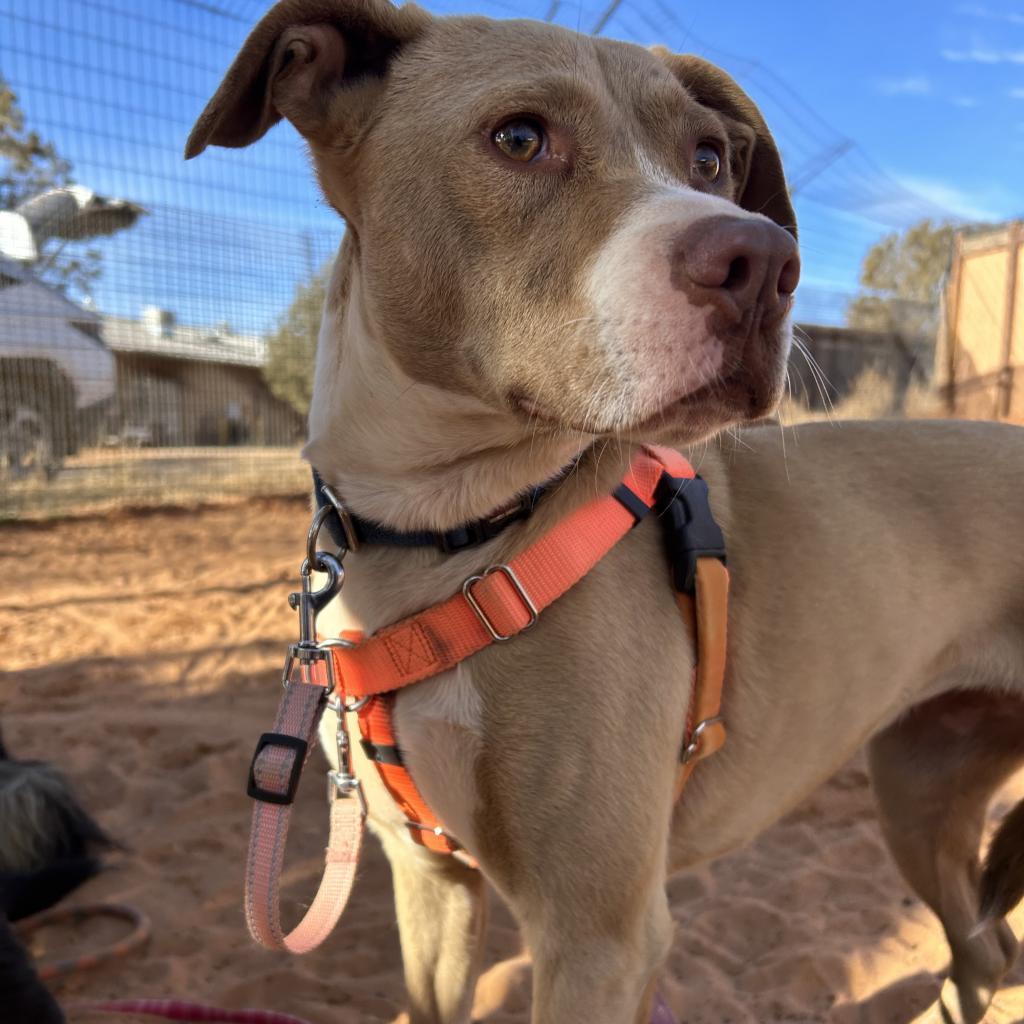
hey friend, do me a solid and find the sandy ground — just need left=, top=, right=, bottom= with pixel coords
left=2, top=498, right=1024, bottom=1024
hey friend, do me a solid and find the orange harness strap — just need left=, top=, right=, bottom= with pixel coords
left=673, top=558, right=729, bottom=800
left=354, top=694, right=459, bottom=852
left=330, top=446, right=730, bottom=853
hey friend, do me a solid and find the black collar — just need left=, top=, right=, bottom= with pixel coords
left=312, top=468, right=564, bottom=554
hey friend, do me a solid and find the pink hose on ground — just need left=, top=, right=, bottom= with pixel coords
left=84, top=993, right=677, bottom=1023
left=650, top=990, right=679, bottom=1024
left=81, top=1000, right=314, bottom=1024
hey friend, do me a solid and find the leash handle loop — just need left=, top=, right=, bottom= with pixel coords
left=244, top=679, right=364, bottom=953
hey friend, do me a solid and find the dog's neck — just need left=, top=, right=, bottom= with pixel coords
left=303, top=262, right=591, bottom=534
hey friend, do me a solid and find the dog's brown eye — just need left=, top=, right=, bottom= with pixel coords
left=693, top=143, right=722, bottom=182
left=493, top=120, right=544, bottom=162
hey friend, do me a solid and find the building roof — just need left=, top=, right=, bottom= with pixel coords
left=102, top=309, right=266, bottom=368
left=0, top=265, right=102, bottom=325
left=958, top=219, right=1022, bottom=256
left=0, top=276, right=114, bottom=408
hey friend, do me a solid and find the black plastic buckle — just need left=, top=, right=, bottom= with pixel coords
left=436, top=500, right=532, bottom=554
left=246, top=732, right=308, bottom=805
left=437, top=521, right=487, bottom=554
left=656, top=474, right=727, bottom=596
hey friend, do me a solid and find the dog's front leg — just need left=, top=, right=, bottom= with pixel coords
left=512, top=861, right=673, bottom=1024
left=319, top=703, right=487, bottom=1024
left=381, top=831, right=487, bottom=1024
left=469, top=676, right=681, bottom=1022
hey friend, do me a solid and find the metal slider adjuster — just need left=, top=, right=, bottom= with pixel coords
left=462, top=564, right=538, bottom=642
left=680, top=715, right=724, bottom=765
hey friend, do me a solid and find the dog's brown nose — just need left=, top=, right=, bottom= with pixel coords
left=673, top=216, right=800, bottom=324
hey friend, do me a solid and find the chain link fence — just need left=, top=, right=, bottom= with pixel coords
left=0, top=0, right=342, bottom=518
left=0, top=0, right=962, bottom=520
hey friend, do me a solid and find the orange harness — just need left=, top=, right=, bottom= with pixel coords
left=244, top=445, right=729, bottom=950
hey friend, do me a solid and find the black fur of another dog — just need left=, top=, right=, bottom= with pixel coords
left=0, top=727, right=119, bottom=1024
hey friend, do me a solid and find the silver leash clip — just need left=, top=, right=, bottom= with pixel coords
left=288, top=500, right=346, bottom=647
left=282, top=500, right=367, bottom=816
left=325, top=720, right=368, bottom=816
left=281, top=500, right=347, bottom=690
left=281, top=550, right=344, bottom=694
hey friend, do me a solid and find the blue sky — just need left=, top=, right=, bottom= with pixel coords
left=1, top=0, right=1022, bottom=336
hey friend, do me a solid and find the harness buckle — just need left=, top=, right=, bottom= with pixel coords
left=462, top=564, right=538, bottom=642
left=437, top=499, right=532, bottom=553
left=656, top=475, right=727, bottom=596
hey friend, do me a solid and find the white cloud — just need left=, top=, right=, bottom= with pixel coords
left=1011, top=87, right=1024, bottom=99
left=874, top=75, right=933, bottom=96
left=955, top=3, right=1024, bottom=25
left=894, top=174, right=1003, bottom=221
left=942, top=46, right=1024, bottom=63
left=952, top=95, right=980, bottom=107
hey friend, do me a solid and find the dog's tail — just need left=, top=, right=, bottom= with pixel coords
left=978, top=797, right=1024, bottom=926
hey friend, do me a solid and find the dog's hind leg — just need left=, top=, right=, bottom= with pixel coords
left=867, top=689, right=1024, bottom=1024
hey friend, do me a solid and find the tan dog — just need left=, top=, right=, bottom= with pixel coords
left=187, top=3, right=1024, bottom=1022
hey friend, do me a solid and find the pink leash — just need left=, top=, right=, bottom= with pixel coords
left=244, top=677, right=364, bottom=953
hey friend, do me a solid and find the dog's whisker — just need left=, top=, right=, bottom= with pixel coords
left=797, top=342, right=834, bottom=409
left=792, top=332, right=837, bottom=419
left=792, top=337, right=835, bottom=422
left=726, top=426, right=754, bottom=452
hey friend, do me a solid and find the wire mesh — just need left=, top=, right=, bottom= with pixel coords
left=0, top=0, right=340, bottom=517
left=0, top=0, right=963, bottom=518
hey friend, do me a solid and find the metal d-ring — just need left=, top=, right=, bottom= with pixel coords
left=680, top=715, right=724, bottom=765
left=305, top=503, right=344, bottom=570
left=319, top=483, right=361, bottom=553
left=325, top=693, right=371, bottom=714
left=317, top=638, right=370, bottom=713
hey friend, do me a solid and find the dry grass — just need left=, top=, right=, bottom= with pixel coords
left=780, top=366, right=945, bottom=426
left=0, top=446, right=308, bottom=520
left=0, top=372, right=983, bottom=523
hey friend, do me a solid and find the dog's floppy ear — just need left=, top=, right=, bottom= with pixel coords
left=653, top=50, right=796, bottom=238
left=185, top=0, right=429, bottom=158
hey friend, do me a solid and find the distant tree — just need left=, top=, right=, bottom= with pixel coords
left=0, top=74, right=100, bottom=296
left=263, top=265, right=330, bottom=417
left=847, top=219, right=956, bottom=339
